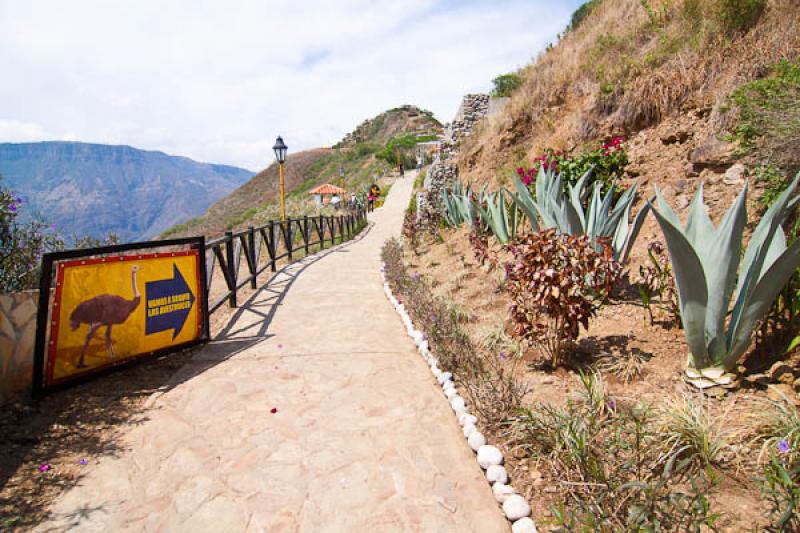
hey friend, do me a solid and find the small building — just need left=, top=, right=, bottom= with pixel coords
left=308, top=183, right=346, bottom=205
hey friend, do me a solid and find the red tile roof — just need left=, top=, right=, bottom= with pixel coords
left=308, top=183, right=346, bottom=195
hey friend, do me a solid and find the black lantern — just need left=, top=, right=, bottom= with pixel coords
left=273, top=136, right=288, bottom=164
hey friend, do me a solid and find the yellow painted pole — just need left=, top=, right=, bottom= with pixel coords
left=279, top=162, right=286, bottom=222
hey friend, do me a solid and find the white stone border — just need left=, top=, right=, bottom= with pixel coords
left=380, top=264, right=537, bottom=533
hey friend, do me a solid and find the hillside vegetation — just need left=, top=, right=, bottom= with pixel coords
left=394, top=1, right=800, bottom=530
left=459, top=0, right=799, bottom=185
left=164, top=105, right=441, bottom=238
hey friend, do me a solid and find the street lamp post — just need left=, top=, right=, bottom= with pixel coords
left=273, top=136, right=288, bottom=222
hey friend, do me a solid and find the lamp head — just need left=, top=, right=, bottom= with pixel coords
left=272, top=136, right=288, bottom=164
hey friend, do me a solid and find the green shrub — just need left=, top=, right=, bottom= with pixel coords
left=518, top=137, right=629, bottom=196
left=381, top=238, right=482, bottom=378
left=490, top=72, right=522, bottom=97
left=375, top=134, right=438, bottom=168
left=568, top=0, right=603, bottom=32
left=0, top=183, right=64, bottom=292
left=509, top=373, right=721, bottom=531
left=728, top=60, right=800, bottom=159
left=715, top=0, right=767, bottom=34
left=658, top=393, right=731, bottom=470
left=760, top=450, right=800, bottom=531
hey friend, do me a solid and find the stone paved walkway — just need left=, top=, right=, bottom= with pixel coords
left=36, top=171, right=508, bottom=532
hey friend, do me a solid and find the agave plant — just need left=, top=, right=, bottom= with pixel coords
left=510, top=166, right=649, bottom=262
left=441, top=187, right=465, bottom=227
left=650, top=174, right=800, bottom=388
left=441, top=181, right=482, bottom=228
left=474, top=190, right=519, bottom=244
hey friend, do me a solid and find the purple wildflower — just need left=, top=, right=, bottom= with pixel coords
left=78, top=458, right=89, bottom=465
left=8, top=204, right=16, bottom=213
left=778, top=439, right=790, bottom=454
left=607, top=399, right=617, bottom=411
left=499, top=351, right=507, bottom=361
left=38, top=464, right=51, bottom=472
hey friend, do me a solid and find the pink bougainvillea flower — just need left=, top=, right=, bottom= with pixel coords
left=38, top=464, right=51, bottom=472
left=270, top=407, right=278, bottom=414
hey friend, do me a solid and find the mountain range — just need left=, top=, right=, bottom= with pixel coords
left=0, top=142, right=253, bottom=242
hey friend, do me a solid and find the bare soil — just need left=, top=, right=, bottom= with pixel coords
left=405, top=221, right=800, bottom=531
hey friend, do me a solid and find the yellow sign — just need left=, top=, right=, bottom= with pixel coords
left=46, top=250, right=203, bottom=386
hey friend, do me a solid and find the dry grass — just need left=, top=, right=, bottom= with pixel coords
left=458, top=0, right=800, bottom=186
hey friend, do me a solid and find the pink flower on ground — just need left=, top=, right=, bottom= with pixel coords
left=38, top=464, right=51, bottom=472
left=270, top=407, right=278, bottom=414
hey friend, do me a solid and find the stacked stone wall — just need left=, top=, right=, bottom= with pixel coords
left=0, top=291, right=38, bottom=403
left=418, top=93, right=493, bottom=220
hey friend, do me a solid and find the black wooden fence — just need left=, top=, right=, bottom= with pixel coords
left=205, top=209, right=367, bottom=314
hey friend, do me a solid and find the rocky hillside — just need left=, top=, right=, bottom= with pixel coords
left=165, top=105, right=442, bottom=238
left=0, top=142, right=252, bottom=242
left=335, top=105, right=442, bottom=148
left=458, top=0, right=799, bottom=189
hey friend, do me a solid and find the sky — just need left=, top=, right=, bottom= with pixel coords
left=0, top=0, right=582, bottom=171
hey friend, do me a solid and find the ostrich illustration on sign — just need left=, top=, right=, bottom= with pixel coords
left=69, top=264, right=142, bottom=368
left=46, top=250, right=202, bottom=386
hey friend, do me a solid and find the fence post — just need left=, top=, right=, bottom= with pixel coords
left=248, top=226, right=257, bottom=289
left=286, top=219, right=293, bottom=262
left=225, top=231, right=237, bottom=308
left=319, top=215, right=325, bottom=249
left=330, top=216, right=335, bottom=246
left=303, top=215, right=310, bottom=256
left=269, top=221, right=277, bottom=272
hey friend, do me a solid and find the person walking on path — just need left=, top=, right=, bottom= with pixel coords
left=368, top=183, right=381, bottom=212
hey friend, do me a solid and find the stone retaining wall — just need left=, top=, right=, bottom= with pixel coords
left=0, top=291, right=38, bottom=403
left=445, top=93, right=489, bottom=145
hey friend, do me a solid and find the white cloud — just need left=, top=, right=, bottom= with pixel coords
left=0, top=0, right=582, bottom=170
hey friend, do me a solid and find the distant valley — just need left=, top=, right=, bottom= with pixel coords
left=0, top=142, right=253, bottom=242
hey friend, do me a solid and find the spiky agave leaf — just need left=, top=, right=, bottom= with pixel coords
left=440, top=188, right=462, bottom=227
left=476, top=191, right=513, bottom=243
left=650, top=173, right=800, bottom=380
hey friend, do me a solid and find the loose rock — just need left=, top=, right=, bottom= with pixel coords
left=512, top=517, right=538, bottom=533
left=450, top=396, right=466, bottom=411
left=492, top=482, right=515, bottom=504
left=468, top=431, right=486, bottom=451
left=723, top=163, right=746, bottom=185
left=486, top=464, right=509, bottom=484
left=503, top=495, right=531, bottom=521
left=458, top=413, right=478, bottom=426
left=477, top=445, right=504, bottom=469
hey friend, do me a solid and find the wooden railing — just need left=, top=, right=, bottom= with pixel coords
left=204, top=209, right=368, bottom=314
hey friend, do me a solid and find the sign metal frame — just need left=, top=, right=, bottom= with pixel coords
left=32, top=236, right=209, bottom=397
